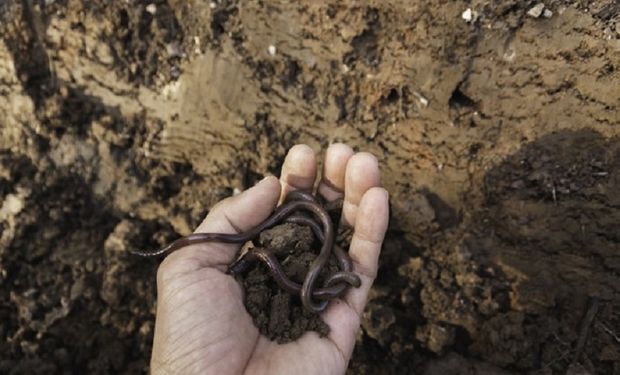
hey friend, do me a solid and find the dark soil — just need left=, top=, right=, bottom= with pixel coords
left=240, top=222, right=330, bottom=343
left=1, top=0, right=619, bottom=374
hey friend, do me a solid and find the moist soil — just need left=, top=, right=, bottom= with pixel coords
left=240, top=222, right=330, bottom=343
left=1, top=1, right=619, bottom=374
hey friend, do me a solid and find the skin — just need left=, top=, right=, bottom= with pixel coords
left=150, top=143, right=389, bottom=375
left=133, top=191, right=361, bottom=307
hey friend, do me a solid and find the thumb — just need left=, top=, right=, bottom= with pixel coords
left=163, top=176, right=281, bottom=270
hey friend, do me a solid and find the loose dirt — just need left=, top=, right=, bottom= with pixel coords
left=1, top=1, right=619, bottom=374
left=240, top=222, right=330, bottom=343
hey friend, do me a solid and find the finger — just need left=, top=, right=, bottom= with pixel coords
left=322, top=187, right=389, bottom=359
left=341, top=152, right=381, bottom=227
left=164, top=176, right=281, bottom=269
left=317, top=143, right=354, bottom=202
left=279, top=144, right=317, bottom=204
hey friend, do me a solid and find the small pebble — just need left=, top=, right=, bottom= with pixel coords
left=503, top=47, right=516, bottom=62
left=543, top=9, right=553, bottom=18
left=3, top=194, right=24, bottom=215
left=411, top=91, right=429, bottom=107
left=268, top=45, right=277, bottom=56
left=527, top=3, right=545, bottom=18
left=461, top=8, right=478, bottom=23
left=146, top=3, right=156, bottom=14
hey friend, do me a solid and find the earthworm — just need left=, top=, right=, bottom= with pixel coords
left=283, top=214, right=354, bottom=272
left=278, top=191, right=353, bottom=312
left=131, top=200, right=303, bottom=257
left=228, top=247, right=360, bottom=300
left=132, top=190, right=360, bottom=313
left=131, top=192, right=322, bottom=257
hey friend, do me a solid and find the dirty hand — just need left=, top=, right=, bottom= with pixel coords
left=150, top=144, right=389, bottom=374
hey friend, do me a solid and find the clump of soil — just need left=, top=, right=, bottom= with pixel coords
left=239, top=222, right=344, bottom=343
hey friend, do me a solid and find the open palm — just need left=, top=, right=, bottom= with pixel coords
left=150, top=144, right=389, bottom=374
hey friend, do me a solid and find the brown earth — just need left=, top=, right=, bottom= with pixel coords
left=240, top=222, right=330, bottom=343
left=1, top=0, right=619, bottom=374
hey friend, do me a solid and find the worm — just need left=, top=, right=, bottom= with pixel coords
left=132, top=192, right=322, bottom=257
left=132, top=190, right=360, bottom=313
left=228, top=247, right=360, bottom=301
left=283, top=214, right=354, bottom=273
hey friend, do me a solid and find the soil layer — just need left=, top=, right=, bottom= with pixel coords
left=1, top=1, right=619, bottom=374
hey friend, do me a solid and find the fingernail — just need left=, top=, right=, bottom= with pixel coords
left=256, top=175, right=274, bottom=185
left=380, top=187, right=390, bottom=201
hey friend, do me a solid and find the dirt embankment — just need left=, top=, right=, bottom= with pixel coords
left=1, top=1, right=619, bottom=374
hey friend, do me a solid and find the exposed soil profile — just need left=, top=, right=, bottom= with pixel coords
left=1, top=1, right=619, bottom=374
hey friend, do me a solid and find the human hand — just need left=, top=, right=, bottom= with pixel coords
left=150, top=144, right=389, bottom=374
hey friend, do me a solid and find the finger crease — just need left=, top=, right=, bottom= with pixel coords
left=320, top=177, right=344, bottom=193
left=327, top=335, right=348, bottom=370
left=353, top=233, right=383, bottom=247
left=223, top=211, right=244, bottom=233
left=342, top=296, right=363, bottom=326
left=351, top=258, right=377, bottom=280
